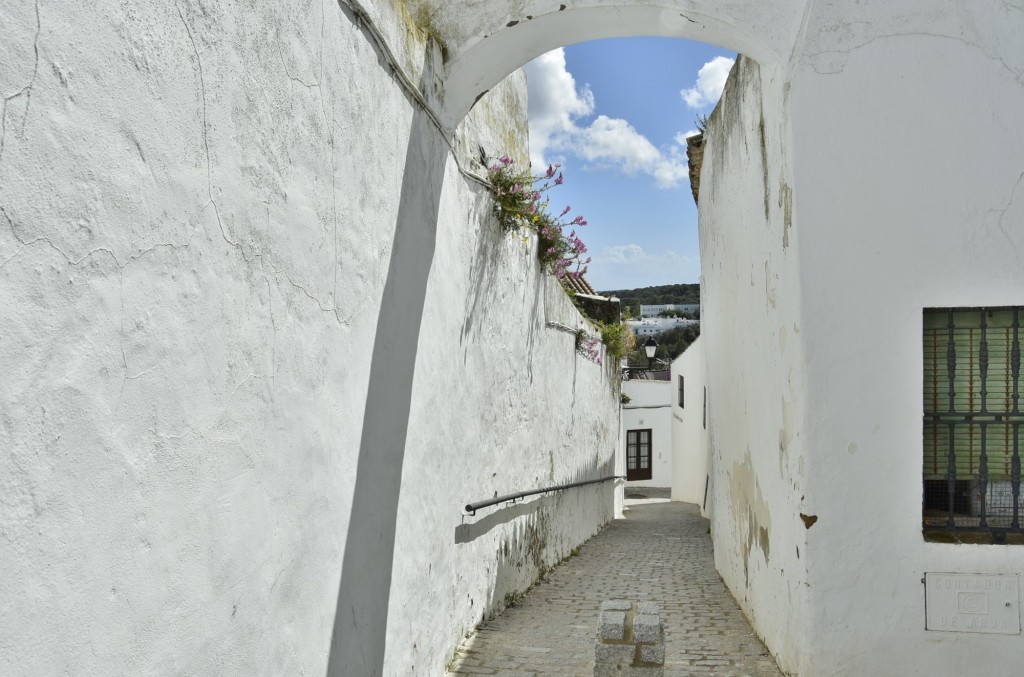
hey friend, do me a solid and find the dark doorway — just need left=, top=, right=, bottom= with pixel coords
left=626, top=428, right=652, bottom=481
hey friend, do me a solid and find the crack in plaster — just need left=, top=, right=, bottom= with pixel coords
left=0, top=0, right=41, bottom=165
left=0, top=204, right=197, bottom=271
left=261, top=260, right=278, bottom=390
left=278, top=46, right=321, bottom=89
left=317, top=0, right=342, bottom=321
left=3, top=199, right=205, bottom=418
left=174, top=2, right=227, bottom=253
left=999, top=0, right=1024, bottom=16
left=176, top=3, right=347, bottom=329
left=804, top=32, right=1024, bottom=89
left=116, top=273, right=129, bottom=410
left=991, top=169, right=1024, bottom=258
left=786, top=0, right=818, bottom=78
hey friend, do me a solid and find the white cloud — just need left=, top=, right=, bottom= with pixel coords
left=524, top=48, right=594, bottom=169
left=680, top=56, right=735, bottom=109
left=676, top=130, right=700, bottom=144
left=525, top=49, right=690, bottom=189
left=598, top=244, right=695, bottom=269
left=602, top=244, right=648, bottom=264
left=574, top=116, right=690, bottom=189
left=589, top=244, right=699, bottom=290
left=576, top=116, right=660, bottom=172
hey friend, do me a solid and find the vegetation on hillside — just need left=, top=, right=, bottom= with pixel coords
left=599, top=283, right=700, bottom=317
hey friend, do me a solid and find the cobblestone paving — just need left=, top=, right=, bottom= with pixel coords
left=446, top=500, right=783, bottom=677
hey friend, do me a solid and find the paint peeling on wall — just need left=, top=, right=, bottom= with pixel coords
left=730, top=449, right=773, bottom=588
left=778, top=181, right=792, bottom=249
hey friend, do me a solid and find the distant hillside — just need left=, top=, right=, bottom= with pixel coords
left=598, top=283, right=700, bottom=311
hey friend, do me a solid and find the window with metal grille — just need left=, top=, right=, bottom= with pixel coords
left=626, top=429, right=652, bottom=481
left=678, top=376, right=685, bottom=409
left=923, top=307, right=1023, bottom=544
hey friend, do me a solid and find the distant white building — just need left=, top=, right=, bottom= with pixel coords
left=669, top=338, right=709, bottom=508
left=621, top=379, right=673, bottom=490
left=628, top=317, right=699, bottom=337
left=640, top=303, right=699, bottom=317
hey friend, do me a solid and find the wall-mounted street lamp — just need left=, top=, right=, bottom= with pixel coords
left=644, top=337, right=658, bottom=370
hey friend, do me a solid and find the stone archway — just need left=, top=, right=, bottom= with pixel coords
left=328, top=2, right=805, bottom=675
left=6, top=1, right=1023, bottom=675
left=437, top=0, right=800, bottom=129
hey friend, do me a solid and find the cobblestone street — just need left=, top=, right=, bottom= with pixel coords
left=446, top=500, right=784, bottom=677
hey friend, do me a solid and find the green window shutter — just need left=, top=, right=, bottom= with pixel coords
left=924, top=308, right=1021, bottom=481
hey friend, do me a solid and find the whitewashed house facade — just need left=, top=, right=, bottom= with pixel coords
left=621, top=379, right=673, bottom=490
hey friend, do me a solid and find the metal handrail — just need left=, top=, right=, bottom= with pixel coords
left=464, top=475, right=623, bottom=515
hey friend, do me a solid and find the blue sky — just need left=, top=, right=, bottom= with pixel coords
left=523, top=38, right=735, bottom=291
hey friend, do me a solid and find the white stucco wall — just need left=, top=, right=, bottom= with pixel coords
left=670, top=338, right=709, bottom=507
left=788, top=3, right=1024, bottom=675
left=621, top=380, right=673, bottom=488
left=697, top=55, right=811, bottom=675
left=699, top=4, right=1024, bottom=674
left=0, top=2, right=618, bottom=676
left=6, top=1, right=1024, bottom=675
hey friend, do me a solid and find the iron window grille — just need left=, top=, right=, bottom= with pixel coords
left=923, top=306, right=1023, bottom=543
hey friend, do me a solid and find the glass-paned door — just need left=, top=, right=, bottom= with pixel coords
left=626, top=429, right=652, bottom=481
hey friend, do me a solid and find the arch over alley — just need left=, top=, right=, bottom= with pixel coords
left=2, top=1, right=1023, bottom=676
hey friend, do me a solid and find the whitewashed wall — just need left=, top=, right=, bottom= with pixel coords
left=670, top=338, right=709, bottom=507
left=697, top=56, right=811, bottom=675
left=699, top=3, right=1024, bottom=674
left=0, top=2, right=618, bottom=676
left=788, top=2, right=1024, bottom=675
left=6, top=0, right=1024, bottom=675
left=621, top=380, right=673, bottom=488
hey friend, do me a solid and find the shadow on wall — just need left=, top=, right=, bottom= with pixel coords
left=458, top=184, right=547, bottom=383
left=325, top=50, right=450, bottom=677
left=455, top=455, right=616, bottom=624
left=460, top=179, right=510, bottom=346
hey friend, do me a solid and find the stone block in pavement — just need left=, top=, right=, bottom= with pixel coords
left=632, top=614, right=662, bottom=643
left=637, top=602, right=660, bottom=616
left=602, top=600, right=633, bottom=611
left=639, top=643, right=665, bottom=665
left=599, top=610, right=626, bottom=641
left=595, top=642, right=635, bottom=665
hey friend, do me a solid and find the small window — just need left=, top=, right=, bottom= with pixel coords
left=677, top=375, right=685, bottom=408
left=923, top=306, right=1024, bottom=544
left=703, top=387, right=707, bottom=429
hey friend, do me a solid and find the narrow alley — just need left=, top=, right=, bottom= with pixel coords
left=446, top=500, right=783, bottom=676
